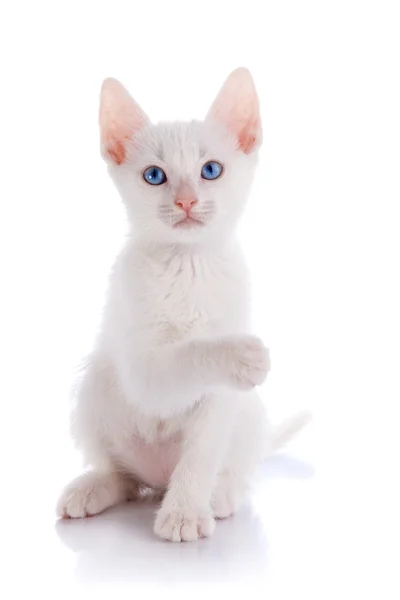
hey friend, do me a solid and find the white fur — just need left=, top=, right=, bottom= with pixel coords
left=57, top=68, right=308, bottom=542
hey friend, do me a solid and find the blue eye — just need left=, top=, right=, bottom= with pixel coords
left=201, top=161, right=223, bottom=180
left=143, top=166, right=167, bottom=185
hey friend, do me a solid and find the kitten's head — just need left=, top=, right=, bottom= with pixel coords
left=99, top=68, right=262, bottom=245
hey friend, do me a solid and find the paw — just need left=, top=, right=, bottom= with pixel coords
left=211, top=482, right=242, bottom=519
left=220, top=335, right=270, bottom=390
left=56, top=472, right=123, bottom=519
left=154, top=507, right=215, bottom=542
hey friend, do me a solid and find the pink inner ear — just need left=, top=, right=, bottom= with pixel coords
left=99, top=78, right=148, bottom=165
left=101, top=118, right=133, bottom=165
left=237, top=115, right=261, bottom=153
left=207, top=68, right=262, bottom=154
left=106, top=138, right=127, bottom=165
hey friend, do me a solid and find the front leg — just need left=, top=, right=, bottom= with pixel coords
left=129, top=334, right=270, bottom=418
left=154, top=392, right=238, bottom=542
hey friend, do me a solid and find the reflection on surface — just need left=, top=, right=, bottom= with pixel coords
left=56, top=454, right=313, bottom=584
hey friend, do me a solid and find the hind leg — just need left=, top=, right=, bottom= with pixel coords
left=56, top=470, right=140, bottom=518
left=211, top=390, right=268, bottom=519
left=57, top=356, right=143, bottom=519
left=211, top=471, right=247, bottom=519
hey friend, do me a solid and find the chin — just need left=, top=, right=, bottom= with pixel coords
left=169, top=227, right=208, bottom=245
left=153, top=217, right=214, bottom=245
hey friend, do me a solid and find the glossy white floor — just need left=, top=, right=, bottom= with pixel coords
left=3, top=382, right=398, bottom=599
left=6, top=411, right=319, bottom=596
left=54, top=449, right=315, bottom=587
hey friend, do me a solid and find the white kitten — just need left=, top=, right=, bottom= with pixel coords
left=57, top=68, right=309, bottom=542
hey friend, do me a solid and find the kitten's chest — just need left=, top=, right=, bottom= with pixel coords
left=136, top=252, right=247, bottom=339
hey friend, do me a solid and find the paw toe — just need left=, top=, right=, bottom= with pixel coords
left=154, top=509, right=215, bottom=542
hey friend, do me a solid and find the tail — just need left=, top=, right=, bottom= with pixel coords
left=265, top=410, right=312, bottom=456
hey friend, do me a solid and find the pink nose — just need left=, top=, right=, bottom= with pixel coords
left=175, top=196, right=198, bottom=213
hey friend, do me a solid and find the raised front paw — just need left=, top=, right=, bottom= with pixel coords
left=154, top=507, right=215, bottom=542
left=220, top=335, right=270, bottom=390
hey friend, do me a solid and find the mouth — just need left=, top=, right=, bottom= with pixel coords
left=173, top=216, right=204, bottom=229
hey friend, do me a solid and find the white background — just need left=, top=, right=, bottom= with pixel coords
left=1, top=1, right=399, bottom=598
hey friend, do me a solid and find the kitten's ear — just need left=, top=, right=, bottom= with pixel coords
left=99, top=78, right=149, bottom=165
left=207, top=67, right=262, bottom=153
